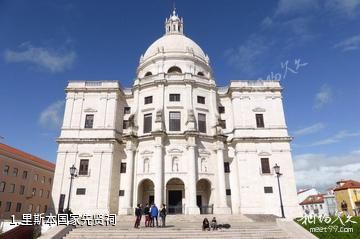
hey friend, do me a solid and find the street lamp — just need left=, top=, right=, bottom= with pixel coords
left=65, top=164, right=77, bottom=214
left=274, top=164, right=285, bottom=218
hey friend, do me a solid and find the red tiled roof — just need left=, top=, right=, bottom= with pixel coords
left=300, top=194, right=325, bottom=205
left=0, top=143, right=55, bottom=171
left=334, top=180, right=360, bottom=191
left=297, top=188, right=311, bottom=194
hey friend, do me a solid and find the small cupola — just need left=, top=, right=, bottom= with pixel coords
left=164, top=8, right=183, bottom=35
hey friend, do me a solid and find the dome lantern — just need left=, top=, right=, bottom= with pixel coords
left=164, top=8, right=183, bottom=35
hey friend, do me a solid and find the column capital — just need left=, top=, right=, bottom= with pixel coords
left=186, top=144, right=197, bottom=149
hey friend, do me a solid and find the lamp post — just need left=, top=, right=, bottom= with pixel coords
left=274, top=164, right=285, bottom=218
left=66, top=164, right=77, bottom=213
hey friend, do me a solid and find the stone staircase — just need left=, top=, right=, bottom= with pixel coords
left=64, top=214, right=295, bottom=239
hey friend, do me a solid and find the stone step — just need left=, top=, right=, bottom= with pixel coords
left=63, top=214, right=293, bottom=239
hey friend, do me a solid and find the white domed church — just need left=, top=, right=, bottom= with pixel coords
left=52, top=10, right=301, bottom=218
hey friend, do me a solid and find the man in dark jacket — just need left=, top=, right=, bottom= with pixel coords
left=134, top=204, right=142, bottom=228
left=143, top=203, right=150, bottom=227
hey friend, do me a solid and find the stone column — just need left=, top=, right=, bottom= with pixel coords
left=214, top=138, right=231, bottom=214
left=123, top=140, right=135, bottom=215
left=153, top=134, right=164, bottom=207
left=230, top=150, right=241, bottom=214
left=186, top=140, right=199, bottom=214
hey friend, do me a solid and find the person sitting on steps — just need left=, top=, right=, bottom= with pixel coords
left=211, top=217, right=217, bottom=230
left=202, top=217, right=210, bottom=231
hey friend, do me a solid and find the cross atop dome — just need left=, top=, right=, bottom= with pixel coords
left=165, top=7, right=183, bottom=35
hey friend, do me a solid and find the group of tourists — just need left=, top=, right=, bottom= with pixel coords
left=134, top=203, right=167, bottom=228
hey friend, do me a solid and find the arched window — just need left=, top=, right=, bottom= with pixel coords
left=144, top=72, right=152, bottom=77
left=167, top=66, right=182, bottom=74
left=197, top=72, right=205, bottom=76
left=201, top=158, right=208, bottom=172
left=172, top=157, right=180, bottom=172
left=143, top=158, right=150, bottom=173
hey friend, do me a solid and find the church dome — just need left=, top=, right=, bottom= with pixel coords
left=142, top=34, right=207, bottom=63
left=137, top=9, right=211, bottom=78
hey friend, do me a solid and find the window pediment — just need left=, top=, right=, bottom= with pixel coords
left=140, top=150, right=154, bottom=155
left=253, top=107, right=266, bottom=112
left=79, top=153, right=93, bottom=157
left=84, top=108, right=97, bottom=113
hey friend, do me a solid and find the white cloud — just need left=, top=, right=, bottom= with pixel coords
left=314, top=84, right=332, bottom=109
left=39, top=100, right=64, bottom=129
left=4, top=42, right=76, bottom=73
left=293, top=152, right=360, bottom=190
left=334, top=34, right=360, bottom=51
left=326, top=0, right=360, bottom=17
left=311, top=130, right=360, bottom=146
left=293, top=123, right=325, bottom=136
left=274, top=0, right=317, bottom=16
left=224, top=35, right=270, bottom=74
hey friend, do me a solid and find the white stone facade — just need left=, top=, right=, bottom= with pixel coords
left=52, top=10, right=301, bottom=218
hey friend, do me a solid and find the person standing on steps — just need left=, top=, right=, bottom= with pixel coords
left=150, top=203, right=159, bottom=227
left=159, top=204, right=167, bottom=227
left=134, top=204, right=142, bottom=228
left=143, top=203, right=150, bottom=227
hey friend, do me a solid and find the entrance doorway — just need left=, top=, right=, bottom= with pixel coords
left=166, top=178, right=185, bottom=214
left=137, top=179, right=155, bottom=205
left=196, top=179, right=213, bottom=214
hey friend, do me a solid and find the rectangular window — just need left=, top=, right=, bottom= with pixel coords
left=19, top=185, right=25, bottom=195
left=169, top=111, right=181, bottom=131
left=0, top=181, right=5, bottom=192
left=9, top=184, right=15, bottom=193
left=5, top=202, right=11, bottom=212
left=49, top=178, right=52, bottom=185
left=169, top=94, right=180, bottom=102
left=47, top=190, right=50, bottom=199
left=226, top=189, right=231, bottom=195
left=119, top=190, right=125, bottom=196
left=44, top=205, right=48, bottom=213
left=79, top=159, right=89, bottom=175
left=218, top=106, right=225, bottom=114
left=3, top=165, right=9, bottom=175
left=264, top=186, right=273, bottom=193
left=197, top=96, right=205, bottom=104
left=120, top=163, right=127, bottom=173
left=39, top=189, right=43, bottom=197
left=123, top=120, right=129, bottom=129
left=76, top=188, right=86, bottom=195
left=34, top=174, right=38, bottom=181
left=16, top=203, right=22, bottom=212
left=41, top=176, right=45, bottom=184
left=124, top=107, right=131, bottom=114
left=28, top=204, right=33, bottom=212
left=224, top=162, right=230, bottom=173
left=219, top=120, right=226, bottom=129
left=256, top=114, right=265, bottom=128
left=261, top=158, right=271, bottom=174
left=144, top=96, right=153, bottom=104
left=13, top=168, right=18, bottom=177
left=22, top=170, right=28, bottom=179
left=32, top=188, right=36, bottom=196
left=143, top=113, right=152, bottom=133
left=198, top=113, right=207, bottom=133
left=85, top=114, right=94, bottom=128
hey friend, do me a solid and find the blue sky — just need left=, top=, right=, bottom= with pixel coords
left=1, top=0, right=360, bottom=190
